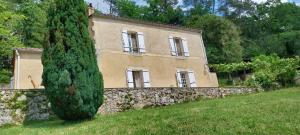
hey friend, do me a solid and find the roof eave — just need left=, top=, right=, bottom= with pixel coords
left=92, top=13, right=202, bottom=34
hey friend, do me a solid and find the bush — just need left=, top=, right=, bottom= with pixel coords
left=42, top=0, right=104, bottom=120
left=210, top=55, right=299, bottom=90
left=245, top=55, right=298, bottom=90
left=0, top=69, right=11, bottom=84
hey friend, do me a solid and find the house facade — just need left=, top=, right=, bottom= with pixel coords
left=12, top=10, right=218, bottom=89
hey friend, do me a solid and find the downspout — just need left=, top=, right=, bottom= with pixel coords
left=15, top=50, right=20, bottom=89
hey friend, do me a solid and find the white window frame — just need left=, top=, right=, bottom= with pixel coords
left=169, top=36, right=190, bottom=57
left=122, top=30, right=145, bottom=54
left=176, top=69, right=197, bottom=88
left=126, top=68, right=151, bottom=88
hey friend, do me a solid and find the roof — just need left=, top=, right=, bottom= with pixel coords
left=14, top=48, right=42, bottom=53
left=93, top=13, right=201, bottom=33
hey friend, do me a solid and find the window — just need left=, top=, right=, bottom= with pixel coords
left=176, top=70, right=197, bottom=88
left=132, top=71, right=143, bottom=88
left=122, top=30, right=145, bottom=53
left=128, top=32, right=139, bottom=53
left=169, top=36, right=189, bottom=57
left=174, top=38, right=184, bottom=56
left=179, top=71, right=189, bottom=87
left=127, top=69, right=150, bottom=88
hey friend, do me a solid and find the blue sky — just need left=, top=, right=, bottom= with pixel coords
left=85, top=0, right=300, bottom=13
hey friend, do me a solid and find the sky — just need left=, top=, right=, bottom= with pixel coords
left=85, top=0, right=299, bottom=13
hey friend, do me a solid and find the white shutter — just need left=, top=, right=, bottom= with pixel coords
left=138, top=32, right=145, bottom=53
left=169, top=36, right=176, bottom=56
left=182, top=38, right=189, bottom=57
left=143, top=69, right=150, bottom=87
left=127, top=69, right=134, bottom=88
left=176, top=70, right=183, bottom=87
left=122, top=30, right=130, bottom=52
left=188, top=70, right=197, bottom=87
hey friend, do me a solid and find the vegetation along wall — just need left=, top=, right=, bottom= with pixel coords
left=0, top=87, right=258, bottom=126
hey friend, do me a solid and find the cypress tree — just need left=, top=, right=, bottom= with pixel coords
left=42, top=0, right=104, bottom=120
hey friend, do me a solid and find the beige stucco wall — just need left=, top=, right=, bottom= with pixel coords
left=14, top=51, right=44, bottom=89
left=13, top=16, right=218, bottom=89
left=93, top=17, right=218, bottom=88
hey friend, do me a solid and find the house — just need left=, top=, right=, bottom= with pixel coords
left=12, top=8, right=218, bottom=89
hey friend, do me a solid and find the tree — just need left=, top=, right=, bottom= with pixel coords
left=186, top=14, right=243, bottom=64
left=0, top=0, right=24, bottom=84
left=261, top=31, right=300, bottom=57
left=262, top=3, right=300, bottom=34
left=183, top=0, right=216, bottom=13
left=186, top=4, right=210, bottom=17
left=255, top=3, right=300, bottom=58
left=104, top=0, right=117, bottom=14
left=42, top=0, right=104, bottom=120
left=17, top=0, right=48, bottom=48
left=218, top=0, right=257, bottom=20
left=143, top=0, right=184, bottom=25
left=115, top=0, right=185, bottom=25
left=116, top=0, right=142, bottom=19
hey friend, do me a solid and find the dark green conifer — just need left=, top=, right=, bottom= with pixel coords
left=42, top=0, right=104, bottom=120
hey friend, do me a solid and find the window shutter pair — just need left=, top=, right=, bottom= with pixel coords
left=126, top=69, right=150, bottom=88
left=176, top=70, right=197, bottom=88
left=169, top=36, right=190, bottom=57
left=122, top=30, right=145, bottom=53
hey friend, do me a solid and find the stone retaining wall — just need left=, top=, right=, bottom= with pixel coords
left=0, top=87, right=257, bottom=126
left=98, top=87, right=258, bottom=114
left=0, top=90, right=53, bottom=126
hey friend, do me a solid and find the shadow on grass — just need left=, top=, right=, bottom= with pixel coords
left=22, top=116, right=98, bottom=129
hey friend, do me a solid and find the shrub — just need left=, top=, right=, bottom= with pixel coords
left=210, top=55, right=299, bottom=90
left=246, top=55, right=298, bottom=89
left=42, top=0, right=104, bottom=120
left=0, top=69, right=12, bottom=84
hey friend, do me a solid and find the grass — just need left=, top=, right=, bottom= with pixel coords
left=1, top=87, right=300, bottom=135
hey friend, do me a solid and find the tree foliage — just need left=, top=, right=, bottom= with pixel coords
left=183, top=0, right=217, bottom=13
left=116, top=0, right=142, bottom=19
left=115, top=0, right=184, bottom=25
left=245, top=55, right=298, bottom=89
left=0, top=0, right=24, bottom=83
left=210, top=55, right=299, bottom=90
left=104, top=0, right=117, bottom=14
left=186, top=14, right=242, bottom=64
left=210, top=62, right=252, bottom=74
left=17, top=0, right=48, bottom=48
left=222, top=1, right=300, bottom=59
left=42, top=0, right=104, bottom=120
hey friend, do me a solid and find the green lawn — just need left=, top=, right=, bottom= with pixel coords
left=1, top=87, right=300, bottom=135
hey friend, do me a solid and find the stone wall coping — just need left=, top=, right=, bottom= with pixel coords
left=0, top=89, right=44, bottom=92
left=1, top=87, right=257, bottom=91
left=0, top=87, right=257, bottom=92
